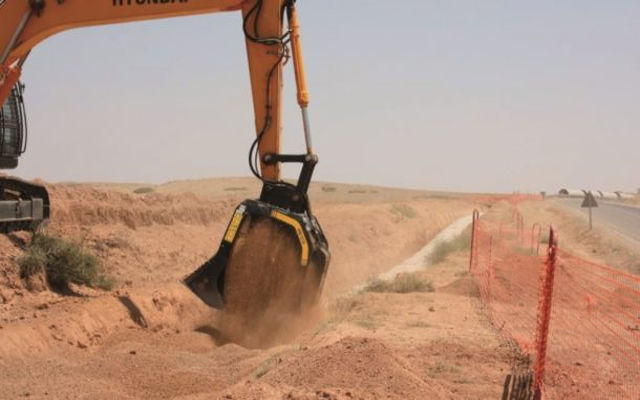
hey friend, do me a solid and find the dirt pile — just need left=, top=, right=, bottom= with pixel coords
left=224, top=336, right=445, bottom=399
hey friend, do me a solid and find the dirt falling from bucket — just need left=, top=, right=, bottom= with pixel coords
left=217, top=217, right=324, bottom=349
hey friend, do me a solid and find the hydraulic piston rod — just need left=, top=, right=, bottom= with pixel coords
left=286, top=2, right=313, bottom=155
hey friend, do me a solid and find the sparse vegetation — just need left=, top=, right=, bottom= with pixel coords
left=354, top=314, right=378, bottom=330
left=427, top=228, right=471, bottom=265
left=427, top=193, right=455, bottom=200
left=17, top=233, right=114, bottom=292
left=390, top=203, right=418, bottom=219
left=133, top=187, right=154, bottom=194
left=253, top=356, right=276, bottom=378
left=321, top=186, right=336, bottom=192
left=314, top=296, right=362, bottom=334
left=94, top=235, right=132, bottom=251
left=17, top=247, right=47, bottom=278
left=328, top=296, right=360, bottom=320
left=407, top=320, right=431, bottom=328
left=511, top=245, right=533, bottom=255
left=428, top=361, right=462, bottom=378
left=365, top=273, right=434, bottom=294
left=252, top=348, right=298, bottom=379
left=224, top=186, right=247, bottom=192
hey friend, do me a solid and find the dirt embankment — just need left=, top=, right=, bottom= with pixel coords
left=48, top=185, right=235, bottom=228
left=0, top=181, right=500, bottom=399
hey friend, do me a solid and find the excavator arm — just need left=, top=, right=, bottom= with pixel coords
left=0, top=0, right=330, bottom=327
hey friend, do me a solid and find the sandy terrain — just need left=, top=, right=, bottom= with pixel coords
left=0, top=178, right=522, bottom=399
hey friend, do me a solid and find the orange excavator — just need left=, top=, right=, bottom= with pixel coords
left=0, top=0, right=329, bottom=316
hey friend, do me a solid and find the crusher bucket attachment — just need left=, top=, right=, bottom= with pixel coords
left=184, top=154, right=330, bottom=316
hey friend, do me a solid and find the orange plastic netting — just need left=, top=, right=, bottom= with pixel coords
left=470, top=211, right=640, bottom=399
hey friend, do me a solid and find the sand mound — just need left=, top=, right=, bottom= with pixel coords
left=261, top=336, right=445, bottom=399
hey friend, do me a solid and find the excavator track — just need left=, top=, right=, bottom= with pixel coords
left=0, top=176, right=49, bottom=233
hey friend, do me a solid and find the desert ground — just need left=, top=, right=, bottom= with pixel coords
left=1, top=179, right=636, bottom=399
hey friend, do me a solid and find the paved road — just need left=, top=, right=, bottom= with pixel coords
left=556, top=198, right=640, bottom=244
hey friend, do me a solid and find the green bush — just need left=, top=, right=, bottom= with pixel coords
left=365, top=273, right=434, bottom=294
left=18, top=233, right=114, bottom=292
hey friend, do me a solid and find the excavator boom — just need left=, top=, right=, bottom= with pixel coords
left=0, top=0, right=330, bottom=332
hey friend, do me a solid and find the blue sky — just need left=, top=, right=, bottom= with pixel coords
left=13, top=0, right=640, bottom=193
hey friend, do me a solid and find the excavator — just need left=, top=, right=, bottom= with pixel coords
left=0, top=0, right=329, bottom=318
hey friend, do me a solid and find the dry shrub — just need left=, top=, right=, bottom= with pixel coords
left=133, top=187, right=154, bottom=194
left=365, top=273, right=434, bottom=294
left=17, top=233, right=114, bottom=292
left=390, top=203, right=418, bottom=219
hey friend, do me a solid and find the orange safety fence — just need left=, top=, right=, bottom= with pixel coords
left=470, top=208, right=640, bottom=399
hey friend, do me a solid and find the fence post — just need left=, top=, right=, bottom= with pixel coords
left=531, top=223, right=541, bottom=255
left=469, top=209, right=480, bottom=272
left=485, top=234, right=496, bottom=324
left=488, top=235, right=493, bottom=272
left=533, top=226, right=558, bottom=399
